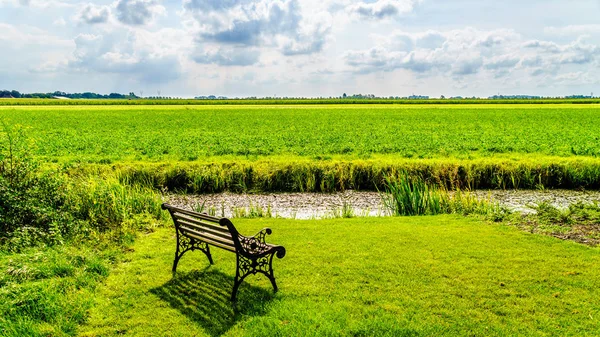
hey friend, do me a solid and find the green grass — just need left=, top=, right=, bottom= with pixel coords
left=4, top=103, right=600, bottom=191
left=78, top=217, right=600, bottom=336
left=2, top=104, right=600, bottom=161
left=0, top=245, right=120, bottom=337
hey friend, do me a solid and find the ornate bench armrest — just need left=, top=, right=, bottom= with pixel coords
left=250, top=228, right=272, bottom=244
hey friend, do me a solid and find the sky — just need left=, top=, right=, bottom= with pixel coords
left=0, top=0, right=599, bottom=98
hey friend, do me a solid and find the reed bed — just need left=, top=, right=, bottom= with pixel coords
left=71, top=156, right=600, bottom=193
left=380, top=176, right=499, bottom=216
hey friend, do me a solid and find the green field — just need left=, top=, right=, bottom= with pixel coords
left=2, top=104, right=600, bottom=161
left=3, top=103, right=600, bottom=191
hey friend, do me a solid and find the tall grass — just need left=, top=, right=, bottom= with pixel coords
left=73, top=157, right=600, bottom=194
left=380, top=176, right=501, bottom=216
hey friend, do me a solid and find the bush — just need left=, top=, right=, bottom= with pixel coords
left=0, top=124, right=72, bottom=248
left=0, top=124, right=165, bottom=250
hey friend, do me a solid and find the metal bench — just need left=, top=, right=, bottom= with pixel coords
left=161, top=203, right=286, bottom=301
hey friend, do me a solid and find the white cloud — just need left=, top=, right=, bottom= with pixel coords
left=545, top=24, right=600, bottom=36
left=192, top=47, right=261, bottom=66
left=76, top=3, right=111, bottom=24
left=115, top=0, right=166, bottom=26
left=348, top=0, right=422, bottom=20
left=67, top=29, right=186, bottom=83
left=0, top=0, right=74, bottom=8
left=53, top=17, right=67, bottom=26
left=182, top=0, right=332, bottom=65
left=344, top=27, right=600, bottom=88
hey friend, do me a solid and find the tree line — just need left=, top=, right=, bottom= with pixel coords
left=0, top=90, right=138, bottom=99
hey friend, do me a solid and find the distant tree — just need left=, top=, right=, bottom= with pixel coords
left=440, top=95, right=445, bottom=99
left=342, top=93, right=347, bottom=98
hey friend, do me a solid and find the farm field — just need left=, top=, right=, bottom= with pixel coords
left=2, top=104, right=600, bottom=161
left=2, top=103, right=600, bottom=191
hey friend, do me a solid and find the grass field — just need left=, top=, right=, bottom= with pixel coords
left=3, top=103, right=600, bottom=191
left=75, top=217, right=600, bottom=336
left=2, top=104, right=600, bottom=161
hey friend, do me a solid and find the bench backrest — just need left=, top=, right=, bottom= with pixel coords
left=162, top=204, right=242, bottom=253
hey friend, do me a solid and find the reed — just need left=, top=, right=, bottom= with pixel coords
left=72, top=156, right=600, bottom=194
left=380, top=175, right=500, bottom=216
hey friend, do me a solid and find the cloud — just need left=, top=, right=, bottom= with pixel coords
left=484, top=55, right=520, bottom=70
left=77, top=3, right=110, bottom=24
left=53, top=17, right=67, bottom=26
left=198, top=1, right=302, bottom=45
left=68, top=30, right=183, bottom=83
left=544, top=25, right=600, bottom=36
left=348, top=0, right=421, bottom=20
left=344, top=28, right=515, bottom=76
left=0, top=0, right=73, bottom=7
left=192, top=47, right=260, bottom=66
left=344, top=27, right=600, bottom=84
left=183, top=0, right=331, bottom=62
left=115, top=0, right=165, bottom=26
left=524, top=37, right=600, bottom=65
left=183, top=0, right=241, bottom=11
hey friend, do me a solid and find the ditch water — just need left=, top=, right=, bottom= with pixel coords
left=167, top=189, right=600, bottom=219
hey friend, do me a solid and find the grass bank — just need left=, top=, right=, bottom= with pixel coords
left=80, top=217, right=600, bottom=336
left=72, top=156, right=600, bottom=193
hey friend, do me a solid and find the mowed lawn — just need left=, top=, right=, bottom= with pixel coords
left=81, top=216, right=600, bottom=337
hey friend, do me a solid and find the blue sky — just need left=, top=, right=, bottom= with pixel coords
left=1, top=0, right=599, bottom=97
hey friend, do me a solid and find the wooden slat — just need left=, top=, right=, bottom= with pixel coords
left=173, top=212, right=229, bottom=234
left=177, top=219, right=232, bottom=241
left=179, top=224, right=235, bottom=247
left=182, top=231, right=236, bottom=252
left=168, top=206, right=221, bottom=222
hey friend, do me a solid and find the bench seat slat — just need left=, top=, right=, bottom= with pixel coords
left=181, top=228, right=237, bottom=252
left=173, top=212, right=230, bottom=234
left=176, top=219, right=232, bottom=240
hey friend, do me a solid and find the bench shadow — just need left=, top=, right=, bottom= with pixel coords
left=150, top=268, right=274, bottom=337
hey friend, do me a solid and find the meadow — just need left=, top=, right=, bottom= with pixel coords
left=2, top=103, right=600, bottom=191
left=2, top=104, right=600, bottom=161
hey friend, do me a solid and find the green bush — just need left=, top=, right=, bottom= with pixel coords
left=0, top=125, right=72, bottom=248
left=0, top=124, right=164, bottom=250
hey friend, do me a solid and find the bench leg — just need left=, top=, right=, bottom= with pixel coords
left=267, top=254, right=278, bottom=292
left=231, top=254, right=278, bottom=301
left=203, top=245, right=214, bottom=265
left=172, top=234, right=212, bottom=274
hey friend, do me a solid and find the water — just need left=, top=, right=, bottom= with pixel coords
left=167, top=189, right=600, bottom=219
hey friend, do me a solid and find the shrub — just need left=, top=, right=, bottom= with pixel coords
left=0, top=124, right=72, bottom=248
left=0, top=124, right=165, bottom=250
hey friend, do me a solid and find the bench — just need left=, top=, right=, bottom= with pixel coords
left=161, top=203, right=286, bottom=301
